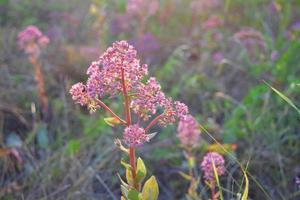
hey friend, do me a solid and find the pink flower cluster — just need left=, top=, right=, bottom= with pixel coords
left=234, top=28, right=266, bottom=56
left=127, top=0, right=159, bottom=17
left=177, top=115, right=200, bottom=148
left=124, top=124, right=149, bottom=147
left=86, top=41, right=148, bottom=98
left=201, top=152, right=225, bottom=182
left=70, top=40, right=189, bottom=147
left=18, top=25, right=49, bottom=57
left=131, top=77, right=165, bottom=121
left=18, top=26, right=49, bottom=49
left=202, top=16, right=224, bottom=30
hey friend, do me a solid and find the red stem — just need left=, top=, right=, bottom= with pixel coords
left=145, top=114, right=164, bottom=132
left=211, top=181, right=217, bottom=200
left=120, top=69, right=138, bottom=190
left=94, top=98, right=126, bottom=124
left=121, top=68, right=132, bottom=125
left=129, top=147, right=138, bottom=190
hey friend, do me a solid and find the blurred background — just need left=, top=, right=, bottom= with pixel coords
left=0, top=0, right=300, bottom=199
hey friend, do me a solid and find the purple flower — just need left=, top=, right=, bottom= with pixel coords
left=123, top=124, right=149, bottom=147
left=177, top=115, right=200, bottom=147
left=130, top=33, right=160, bottom=56
left=271, top=50, right=279, bottom=61
left=201, top=152, right=225, bottom=182
left=292, top=21, right=300, bottom=31
left=296, top=176, right=300, bottom=189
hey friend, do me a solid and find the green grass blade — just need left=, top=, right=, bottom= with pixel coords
left=264, top=81, right=300, bottom=115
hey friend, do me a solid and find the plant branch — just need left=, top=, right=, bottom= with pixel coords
left=121, top=68, right=132, bottom=125
left=94, top=98, right=126, bottom=124
left=145, top=114, right=164, bottom=132
left=129, top=147, right=138, bottom=190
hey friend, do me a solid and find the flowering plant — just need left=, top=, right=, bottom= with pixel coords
left=70, top=40, right=188, bottom=199
left=177, top=115, right=228, bottom=200
left=18, top=25, right=50, bottom=121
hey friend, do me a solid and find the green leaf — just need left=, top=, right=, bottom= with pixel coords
left=128, top=189, right=140, bottom=200
left=136, top=157, right=147, bottom=183
left=104, top=117, right=121, bottom=127
left=141, top=176, right=159, bottom=200
left=178, top=171, right=192, bottom=181
left=265, top=81, right=300, bottom=115
left=126, top=168, right=134, bottom=186
left=65, top=139, right=81, bottom=155
left=121, top=159, right=132, bottom=170
left=212, top=161, right=224, bottom=200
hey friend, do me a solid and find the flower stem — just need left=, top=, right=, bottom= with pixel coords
left=94, top=99, right=126, bottom=124
left=145, top=114, right=164, bottom=132
left=129, top=147, right=138, bottom=190
left=211, top=181, right=217, bottom=200
left=121, top=68, right=132, bottom=125
left=29, top=57, right=49, bottom=121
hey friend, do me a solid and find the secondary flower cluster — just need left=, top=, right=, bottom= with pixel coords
left=234, top=28, right=266, bottom=60
left=127, top=0, right=159, bottom=17
left=123, top=124, right=149, bottom=147
left=177, top=115, right=200, bottom=148
left=18, top=25, right=50, bottom=57
left=70, top=40, right=188, bottom=147
left=201, top=152, right=225, bottom=182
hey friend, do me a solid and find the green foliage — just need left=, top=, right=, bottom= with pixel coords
left=65, top=139, right=81, bottom=155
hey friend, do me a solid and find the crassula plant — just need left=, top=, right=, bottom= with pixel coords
left=177, top=115, right=227, bottom=200
left=18, top=25, right=50, bottom=121
left=70, top=40, right=188, bottom=200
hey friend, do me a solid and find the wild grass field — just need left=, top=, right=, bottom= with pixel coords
left=0, top=0, right=300, bottom=199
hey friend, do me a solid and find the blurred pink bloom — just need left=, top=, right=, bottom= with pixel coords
left=201, top=152, right=225, bottom=182
left=234, top=28, right=266, bottom=59
left=38, top=36, right=50, bottom=48
left=177, top=115, right=200, bottom=147
left=203, top=16, right=223, bottom=29
left=212, top=51, right=224, bottom=64
left=18, top=25, right=42, bottom=49
left=190, top=0, right=221, bottom=12
left=127, top=0, right=159, bottom=17
left=234, top=28, right=266, bottom=50
left=18, top=25, right=49, bottom=57
left=123, top=124, right=149, bottom=147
